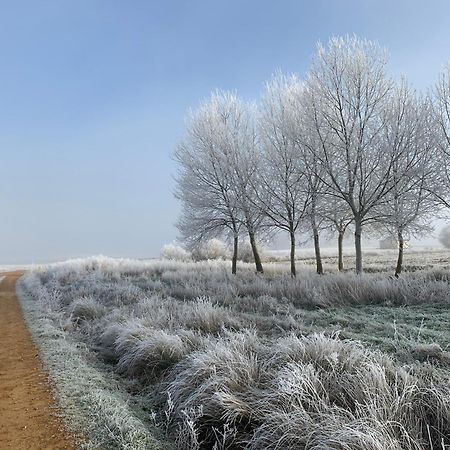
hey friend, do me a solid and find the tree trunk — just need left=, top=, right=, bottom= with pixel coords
left=232, top=233, right=238, bottom=275
left=289, top=230, right=296, bottom=277
left=395, top=231, right=404, bottom=278
left=249, top=232, right=264, bottom=273
left=313, top=228, right=323, bottom=275
left=354, top=219, right=363, bottom=274
left=338, top=231, right=344, bottom=272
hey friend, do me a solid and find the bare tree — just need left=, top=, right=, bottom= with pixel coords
left=217, top=93, right=266, bottom=273
left=259, top=72, right=330, bottom=276
left=174, top=91, right=242, bottom=274
left=303, top=143, right=327, bottom=275
left=432, top=63, right=450, bottom=208
left=257, top=73, right=310, bottom=276
left=304, top=35, right=394, bottom=273
left=374, top=82, right=439, bottom=276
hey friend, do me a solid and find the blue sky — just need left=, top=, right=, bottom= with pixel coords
left=1, top=0, right=450, bottom=263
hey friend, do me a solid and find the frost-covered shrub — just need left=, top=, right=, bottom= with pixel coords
left=166, top=330, right=264, bottom=435
left=160, top=244, right=192, bottom=262
left=411, top=343, right=450, bottom=364
left=236, top=240, right=268, bottom=263
left=70, top=297, right=106, bottom=323
left=115, top=322, right=194, bottom=379
left=191, top=238, right=229, bottom=261
left=183, top=297, right=242, bottom=333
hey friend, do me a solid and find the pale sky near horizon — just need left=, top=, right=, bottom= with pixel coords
left=1, top=0, right=450, bottom=264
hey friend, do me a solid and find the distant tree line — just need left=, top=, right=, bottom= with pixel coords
left=174, top=36, right=450, bottom=276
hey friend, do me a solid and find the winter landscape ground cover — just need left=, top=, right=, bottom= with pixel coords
left=16, top=250, right=450, bottom=449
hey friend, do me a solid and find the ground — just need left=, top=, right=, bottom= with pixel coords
left=4, top=249, right=450, bottom=449
left=0, top=272, right=77, bottom=450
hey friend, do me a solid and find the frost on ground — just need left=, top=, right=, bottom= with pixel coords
left=18, top=255, right=450, bottom=449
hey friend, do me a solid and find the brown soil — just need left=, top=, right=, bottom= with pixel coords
left=0, top=271, right=78, bottom=449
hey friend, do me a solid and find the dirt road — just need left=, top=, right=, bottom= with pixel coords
left=0, top=271, right=77, bottom=449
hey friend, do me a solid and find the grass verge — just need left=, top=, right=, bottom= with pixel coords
left=16, top=277, right=171, bottom=450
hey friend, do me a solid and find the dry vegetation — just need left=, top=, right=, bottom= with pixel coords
left=17, top=251, right=450, bottom=449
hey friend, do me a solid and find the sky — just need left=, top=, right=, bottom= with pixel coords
left=1, top=0, right=450, bottom=264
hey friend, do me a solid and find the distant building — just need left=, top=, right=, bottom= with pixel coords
left=379, top=236, right=410, bottom=250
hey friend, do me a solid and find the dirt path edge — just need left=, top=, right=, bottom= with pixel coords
left=0, top=272, right=78, bottom=449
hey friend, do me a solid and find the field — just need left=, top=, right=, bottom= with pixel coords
left=16, top=249, right=450, bottom=449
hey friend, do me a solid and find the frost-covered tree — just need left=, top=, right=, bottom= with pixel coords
left=224, top=98, right=266, bottom=273
left=432, top=63, right=450, bottom=208
left=304, top=36, right=394, bottom=273
left=374, top=82, right=438, bottom=276
left=257, top=73, right=310, bottom=276
left=175, top=91, right=242, bottom=274
left=175, top=36, right=446, bottom=276
left=190, top=238, right=229, bottom=261
left=302, top=139, right=327, bottom=275
left=176, top=91, right=266, bottom=274
left=258, top=73, right=328, bottom=276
